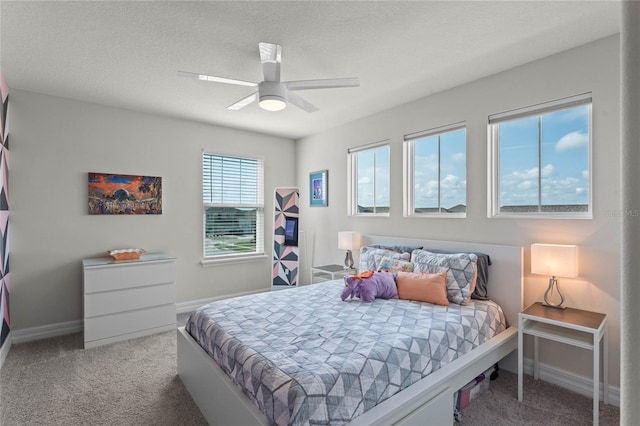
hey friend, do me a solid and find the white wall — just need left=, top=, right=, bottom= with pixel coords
left=296, top=35, right=620, bottom=387
left=9, top=90, right=296, bottom=330
left=620, top=2, right=640, bottom=421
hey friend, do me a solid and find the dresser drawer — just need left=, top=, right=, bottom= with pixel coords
left=83, top=260, right=175, bottom=293
left=84, top=282, right=175, bottom=317
left=84, top=303, right=176, bottom=343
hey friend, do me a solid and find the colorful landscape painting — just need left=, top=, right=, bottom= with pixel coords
left=88, top=173, right=162, bottom=215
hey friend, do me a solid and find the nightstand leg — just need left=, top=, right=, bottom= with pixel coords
left=593, top=332, right=600, bottom=426
left=603, top=330, right=608, bottom=404
left=518, top=317, right=523, bottom=401
left=533, top=335, right=539, bottom=380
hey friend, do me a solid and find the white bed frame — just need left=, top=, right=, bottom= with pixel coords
left=177, top=236, right=523, bottom=425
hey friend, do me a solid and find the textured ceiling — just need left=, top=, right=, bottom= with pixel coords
left=0, top=1, right=620, bottom=140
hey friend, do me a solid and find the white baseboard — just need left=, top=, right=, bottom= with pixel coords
left=9, top=289, right=270, bottom=343
left=11, top=320, right=82, bottom=344
left=176, top=288, right=268, bottom=314
left=522, top=358, right=620, bottom=407
left=0, top=333, right=11, bottom=368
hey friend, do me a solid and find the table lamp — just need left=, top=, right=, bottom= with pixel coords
left=338, top=231, right=361, bottom=270
left=530, top=243, right=578, bottom=309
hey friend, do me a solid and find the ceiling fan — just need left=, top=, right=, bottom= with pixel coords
left=178, top=42, right=359, bottom=112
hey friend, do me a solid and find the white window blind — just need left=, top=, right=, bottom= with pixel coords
left=202, top=153, right=264, bottom=259
left=488, top=92, right=592, bottom=124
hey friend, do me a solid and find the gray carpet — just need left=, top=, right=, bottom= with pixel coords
left=461, top=369, right=619, bottom=425
left=0, top=315, right=620, bottom=425
left=1, top=313, right=207, bottom=426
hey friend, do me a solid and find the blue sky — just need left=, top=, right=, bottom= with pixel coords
left=357, top=146, right=390, bottom=208
left=499, top=105, right=589, bottom=207
left=354, top=105, right=588, bottom=210
left=414, top=129, right=466, bottom=210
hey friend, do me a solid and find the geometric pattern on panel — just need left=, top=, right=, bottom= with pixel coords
left=0, top=74, right=8, bottom=351
left=272, top=188, right=299, bottom=287
left=0, top=278, right=8, bottom=345
left=0, top=211, right=8, bottom=278
left=0, top=77, right=6, bottom=142
left=0, top=147, right=7, bottom=211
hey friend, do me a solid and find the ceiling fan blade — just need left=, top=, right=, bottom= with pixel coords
left=285, top=77, right=360, bottom=91
left=177, top=70, right=257, bottom=87
left=227, top=92, right=258, bottom=110
left=258, top=42, right=282, bottom=82
left=286, top=92, right=318, bottom=113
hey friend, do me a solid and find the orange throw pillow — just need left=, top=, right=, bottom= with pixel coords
left=396, top=271, right=449, bottom=306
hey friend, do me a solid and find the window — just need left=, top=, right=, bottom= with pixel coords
left=348, top=142, right=390, bottom=215
left=489, top=93, right=592, bottom=218
left=202, top=153, right=264, bottom=260
left=404, top=123, right=466, bottom=217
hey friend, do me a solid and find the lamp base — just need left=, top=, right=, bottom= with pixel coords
left=343, top=250, right=354, bottom=270
left=542, top=276, right=566, bottom=309
left=541, top=303, right=567, bottom=310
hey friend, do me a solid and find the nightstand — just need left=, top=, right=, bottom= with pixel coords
left=310, top=264, right=355, bottom=284
left=518, top=302, right=608, bottom=426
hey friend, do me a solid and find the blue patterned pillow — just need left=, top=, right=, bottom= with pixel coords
left=377, top=256, right=414, bottom=273
left=359, top=246, right=410, bottom=272
left=411, top=249, right=478, bottom=305
left=371, top=244, right=423, bottom=258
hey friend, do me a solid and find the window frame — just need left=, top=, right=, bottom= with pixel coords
left=488, top=92, right=593, bottom=219
left=347, top=140, right=391, bottom=216
left=403, top=122, right=467, bottom=218
left=201, top=151, right=266, bottom=266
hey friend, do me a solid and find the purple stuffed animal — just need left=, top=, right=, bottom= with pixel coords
left=341, top=271, right=398, bottom=302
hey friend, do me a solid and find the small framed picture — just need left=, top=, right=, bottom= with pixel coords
left=309, top=170, right=328, bottom=207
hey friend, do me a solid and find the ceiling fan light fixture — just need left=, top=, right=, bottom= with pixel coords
left=179, top=43, right=359, bottom=113
left=259, top=95, right=287, bottom=111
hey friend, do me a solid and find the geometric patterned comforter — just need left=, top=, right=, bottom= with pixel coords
left=185, top=280, right=507, bottom=425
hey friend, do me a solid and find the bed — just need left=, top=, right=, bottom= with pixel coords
left=177, top=236, right=523, bottom=425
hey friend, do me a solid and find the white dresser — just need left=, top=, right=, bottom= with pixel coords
left=82, top=253, right=176, bottom=349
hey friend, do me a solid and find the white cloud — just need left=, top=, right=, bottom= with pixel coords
left=582, top=169, right=589, bottom=179
left=513, top=167, right=539, bottom=180
left=518, top=180, right=534, bottom=190
left=512, top=164, right=554, bottom=180
left=555, top=131, right=588, bottom=152
left=415, top=180, right=438, bottom=198
left=500, top=164, right=573, bottom=206
left=451, top=152, right=465, bottom=163
left=414, top=174, right=466, bottom=208
left=541, top=164, right=554, bottom=177
left=558, top=177, right=579, bottom=186
left=441, top=174, right=460, bottom=187
left=414, top=154, right=439, bottom=175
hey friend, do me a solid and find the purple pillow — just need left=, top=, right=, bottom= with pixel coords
left=342, top=271, right=398, bottom=302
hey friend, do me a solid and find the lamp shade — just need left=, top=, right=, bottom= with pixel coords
left=338, top=231, right=361, bottom=251
left=531, top=243, right=578, bottom=278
